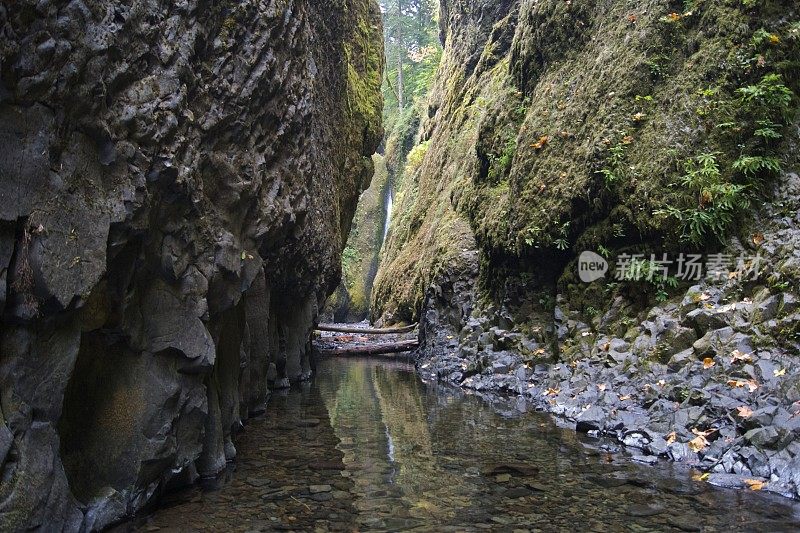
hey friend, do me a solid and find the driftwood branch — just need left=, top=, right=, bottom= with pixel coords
left=317, top=340, right=419, bottom=357
left=316, top=323, right=418, bottom=334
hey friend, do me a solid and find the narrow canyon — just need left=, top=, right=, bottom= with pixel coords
left=1, top=0, right=800, bottom=531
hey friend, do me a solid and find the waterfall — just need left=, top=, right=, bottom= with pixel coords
left=382, top=187, right=394, bottom=243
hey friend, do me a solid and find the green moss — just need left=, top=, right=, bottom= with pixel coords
left=373, top=0, right=800, bottom=326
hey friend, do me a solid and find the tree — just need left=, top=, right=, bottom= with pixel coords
left=380, top=0, right=440, bottom=115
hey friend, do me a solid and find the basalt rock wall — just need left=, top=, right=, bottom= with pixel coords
left=0, top=0, right=383, bottom=529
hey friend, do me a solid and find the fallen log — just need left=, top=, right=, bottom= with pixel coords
left=317, top=340, right=419, bottom=357
left=315, top=323, right=418, bottom=334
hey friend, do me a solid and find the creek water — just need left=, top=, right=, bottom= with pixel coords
left=132, top=357, right=800, bottom=532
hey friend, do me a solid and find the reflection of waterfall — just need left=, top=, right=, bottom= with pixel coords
left=382, top=187, right=394, bottom=243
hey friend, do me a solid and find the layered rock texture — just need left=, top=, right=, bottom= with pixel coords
left=324, top=154, right=391, bottom=323
left=0, top=0, right=382, bottom=529
left=375, top=0, right=800, bottom=496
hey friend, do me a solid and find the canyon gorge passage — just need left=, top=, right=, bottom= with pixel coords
left=1, top=0, right=800, bottom=531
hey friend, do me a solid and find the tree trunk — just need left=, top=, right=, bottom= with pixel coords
left=396, top=0, right=404, bottom=109
left=316, top=323, right=418, bottom=334
left=317, top=340, right=419, bottom=356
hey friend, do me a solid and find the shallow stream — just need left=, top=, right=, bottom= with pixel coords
left=131, top=357, right=800, bottom=532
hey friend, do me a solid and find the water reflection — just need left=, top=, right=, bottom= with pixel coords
left=317, top=357, right=800, bottom=531
left=134, top=357, right=800, bottom=532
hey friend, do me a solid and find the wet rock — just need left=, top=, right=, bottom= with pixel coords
left=309, top=485, right=332, bottom=494
left=706, top=473, right=762, bottom=490
left=308, top=461, right=345, bottom=471
left=668, top=349, right=696, bottom=371
left=744, top=427, right=781, bottom=448
left=504, top=487, right=532, bottom=498
left=752, top=293, right=782, bottom=322
left=667, top=515, right=702, bottom=532
left=485, top=464, right=539, bottom=477
left=626, top=503, right=665, bottom=517
left=576, top=406, right=606, bottom=433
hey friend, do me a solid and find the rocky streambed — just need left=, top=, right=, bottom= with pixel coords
left=419, top=274, right=800, bottom=501
left=126, top=357, right=800, bottom=532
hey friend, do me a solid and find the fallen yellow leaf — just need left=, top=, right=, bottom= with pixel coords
left=544, top=388, right=561, bottom=397
left=752, top=233, right=765, bottom=246
left=691, top=471, right=710, bottom=482
left=774, top=368, right=787, bottom=377
left=531, top=135, right=549, bottom=150
left=703, top=357, right=716, bottom=369
left=728, top=379, right=759, bottom=392
left=619, top=394, right=631, bottom=401
left=692, top=427, right=717, bottom=438
left=666, top=431, right=677, bottom=444
left=744, top=479, right=766, bottom=491
left=597, top=383, right=607, bottom=391
left=737, top=405, right=754, bottom=418
left=688, top=435, right=708, bottom=452
left=730, top=350, right=753, bottom=363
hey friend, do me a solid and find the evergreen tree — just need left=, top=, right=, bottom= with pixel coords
left=380, top=0, right=440, bottom=118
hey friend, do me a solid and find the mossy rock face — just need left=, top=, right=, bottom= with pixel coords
left=325, top=154, right=391, bottom=322
left=374, top=0, right=799, bottom=325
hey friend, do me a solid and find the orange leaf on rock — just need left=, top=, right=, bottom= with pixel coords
left=745, top=479, right=766, bottom=491
left=666, top=431, right=677, bottom=444
left=703, top=357, right=716, bottom=369
left=531, top=135, right=549, bottom=150
left=728, top=379, right=759, bottom=392
left=688, top=436, right=708, bottom=452
left=752, top=233, right=765, bottom=246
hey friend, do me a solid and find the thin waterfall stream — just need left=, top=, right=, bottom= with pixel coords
left=382, top=186, right=393, bottom=244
